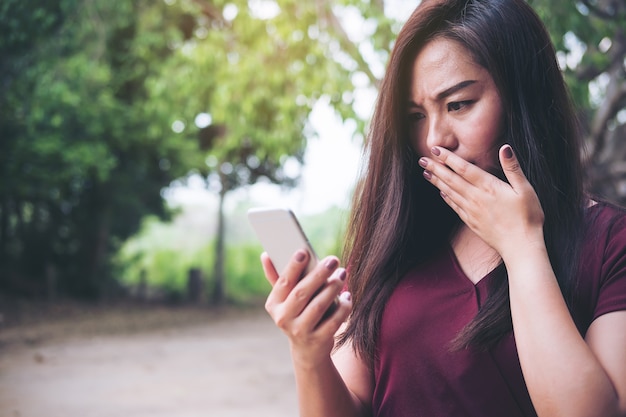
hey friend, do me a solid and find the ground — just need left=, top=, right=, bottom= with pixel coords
left=0, top=301, right=298, bottom=417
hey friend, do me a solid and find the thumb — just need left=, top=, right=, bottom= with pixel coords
left=260, top=252, right=280, bottom=286
left=499, top=144, right=527, bottom=189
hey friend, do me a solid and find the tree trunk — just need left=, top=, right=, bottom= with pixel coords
left=82, top=203, right=111, bottom=299
left=0, top=198, right=6, bottom=263
left=211, top=171, right=228, bottom=305
left=0, top=197, right=7, bottom=287
left=187, top=267, right=204, bottom=304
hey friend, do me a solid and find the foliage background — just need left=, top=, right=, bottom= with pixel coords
left=1, top=0, right=624, bottom=303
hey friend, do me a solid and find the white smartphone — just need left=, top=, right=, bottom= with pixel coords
left=248, top=207, right=340, bottom=320
left=247, top=207, right=318, bottom=276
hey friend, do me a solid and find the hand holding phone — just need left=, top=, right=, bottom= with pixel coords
left=248, top=207, right=340, bottom=320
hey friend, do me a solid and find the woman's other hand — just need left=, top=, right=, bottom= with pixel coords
left=419, top=144, right=545, bottom=259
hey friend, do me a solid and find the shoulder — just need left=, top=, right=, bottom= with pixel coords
left=586, top=200, right=626, bottom=225
left=577, top=201, right=626, bottom=329
left=585, top=202, right=626, bottom=259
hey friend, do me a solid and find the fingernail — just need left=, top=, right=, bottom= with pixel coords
left=418, top=157, right=428, bottom=168
left=423, top=170, right=432, bottom=180
left=340, top=291, right=352, bottom=302
left=325, top=258, right=339, bottom=270
left=337, top=268, right=347, bottom=281
left=431, top=147, right=441, bottom=156
left=295, top=251, right=306, bottom=262
left=503, top=145, right=513, bottom=159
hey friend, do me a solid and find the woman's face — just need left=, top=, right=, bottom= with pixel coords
left=408, top=37, right=505, bottom=175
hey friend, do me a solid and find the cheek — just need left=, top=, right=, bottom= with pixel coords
left=467, top=94, right=505, bottom=151
left=462, top=115, right=505, bottom=167
left=466, top=122, right=502, bottom=150
left=468, top=103, right=504, bottom=147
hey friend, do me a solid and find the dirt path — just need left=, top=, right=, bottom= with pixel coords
left=0, top=304, right=298, bottom=417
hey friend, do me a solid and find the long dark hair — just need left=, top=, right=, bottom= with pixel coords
left=339, top=0, right=585, bottom=363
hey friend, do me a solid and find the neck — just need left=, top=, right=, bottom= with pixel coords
left=451, top=225, right=502, bottom=284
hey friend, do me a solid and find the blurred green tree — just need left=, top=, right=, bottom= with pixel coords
left=0, top=0, right=198, bottom=297
left=0, top=0, right=381, bottom=300
left=530, top=0, right=626, bottom=204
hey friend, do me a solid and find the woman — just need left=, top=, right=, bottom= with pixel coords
left=261, top=0, right=626, bottom=416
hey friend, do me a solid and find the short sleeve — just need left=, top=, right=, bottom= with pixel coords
left=594, top=209, right=626, bottom=320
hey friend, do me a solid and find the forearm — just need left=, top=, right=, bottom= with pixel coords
left=504, top=245, right=621, bottom=417
left=291, top=353, right=368, bottom=417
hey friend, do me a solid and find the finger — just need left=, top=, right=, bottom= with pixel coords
left=260, top=252, right=279, bottom=285
left=297, top=267, right=347, bottom=329
left=420, top=158, right=471, bottom=212
left=419, top=153, right=477, bottom=203
left=314, top=290, right=352, bottom=336
left=430, top=146, right=487, bottom=184
left=286, top=255, right=339, bottom=305
left=266, top=249, right=310, bottom=306
left=499, top=144, right=528, bottom=190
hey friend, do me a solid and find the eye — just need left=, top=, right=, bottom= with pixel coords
left=408, top=112, right=425, bottom=122
left=447, top=100, right=473, bottom=112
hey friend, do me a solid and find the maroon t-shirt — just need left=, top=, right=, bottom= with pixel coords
left=372, top=203, right=626, bottom=417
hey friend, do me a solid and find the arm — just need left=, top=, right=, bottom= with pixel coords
left=261, top=251, right=372, bottom=417
left=420, top=144, right=626, bottom=417
left=504, top=242, right=626, bottom=417
left=586, top=311, right=626, bottom=413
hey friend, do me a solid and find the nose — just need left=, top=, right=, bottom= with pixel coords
left=425, top=116, right=458, bottom=152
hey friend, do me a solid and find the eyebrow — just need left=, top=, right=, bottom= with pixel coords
left=436, top=80, right=477, bottom=100
left=408, top=79, right=479, bottom=109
